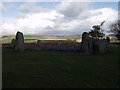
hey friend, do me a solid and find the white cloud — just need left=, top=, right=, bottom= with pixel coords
left=17, top=10, right=63, bottom=29
left=50, top=7, right=117, bottom=35
left=86, top=8, right=117, bottom=22
left=0, top=2, right=118, bottom=35
left=1, top=10, right=64, bottom=35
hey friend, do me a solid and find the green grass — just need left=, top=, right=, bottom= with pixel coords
left=2, top=44, right=119, bottom=88
left=1, top=35, right=81, bottom=43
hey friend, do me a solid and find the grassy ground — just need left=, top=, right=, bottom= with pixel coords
left=1, top=35, right=81, bottom=43
left=2, top=44, right=119, bottom=88
left=1, top=35, right=120, bottom=44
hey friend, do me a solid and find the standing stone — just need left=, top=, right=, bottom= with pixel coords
left=106, top=37, right=110, bottom=51
left=11, top=39, right=15, bottom=48
left=80, top=32, right=110, bottom=55
left=98, top=39, right=106, bottom=54
left=80, top=32, right=90, bottom=55
left=14, top=31, right=24, bottom=52
left=81, top=40, right=89, bottom=55
left=88, top=37, right=94, bottom=54
left=37, top=40, right=42, bottom=45
left=97, top=38, right=110, bottom=54
left=93, top=38, right=99, bottom=54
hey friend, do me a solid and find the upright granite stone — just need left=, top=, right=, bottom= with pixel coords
left=80, top=32, right=110, bottom=55
left=14, top=31, right=24, bottom=52
left=37, top=40, right=42, bottom=45
left=88, top=37, right=94, bottom=54
left=94, top=37, right=110, bottom=54
left=106, top=37, right=110, bottom=51
left=80, top=32, right=90, bottom=55
left=93, top=38, right=99, bottom=54
left=11, top=39, right=15, bottom=48
left=98, top=39, right=106, bottom=54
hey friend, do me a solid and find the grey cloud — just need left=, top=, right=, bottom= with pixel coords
left=56, top=2, right=90, bottom=18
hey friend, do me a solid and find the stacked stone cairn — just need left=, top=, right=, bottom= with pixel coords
left=80, top=32, right=110, bottom=55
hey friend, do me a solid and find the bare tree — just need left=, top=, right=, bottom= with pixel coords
left=109, top=20, right=120, bottom=40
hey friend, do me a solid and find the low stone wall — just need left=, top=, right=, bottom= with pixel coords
left=24, top=44, right=81, bottom=52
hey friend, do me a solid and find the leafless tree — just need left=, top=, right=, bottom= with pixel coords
left=109, top=20, right=120, bottom=40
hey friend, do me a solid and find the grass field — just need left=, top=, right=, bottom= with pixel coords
left=2, top=44, right=119, bottom=88
left=1, top=35, right=120, bottom=45
left=1, top=35, right=81, bottom=44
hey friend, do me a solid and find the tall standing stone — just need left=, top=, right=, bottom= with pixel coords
left=93, top=38, right=99, bottom=54
left=94, top=37, right=110, bottom=54
left=80, top=32, right=90, bottom=55
left=106, top=37, right=110, bottom=51
left=88, top=37, right=94, bottom=54
left=14, top=31, right=24, bottom=52
left=98, top=39, right=106, bottom=54
left=80, top=32, right=110, bottom=55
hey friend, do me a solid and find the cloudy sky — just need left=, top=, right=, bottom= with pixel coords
left=0, top=0, right=118, bottom=35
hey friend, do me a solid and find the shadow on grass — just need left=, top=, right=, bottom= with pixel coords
left=2, top=44, right=119, bottom=88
